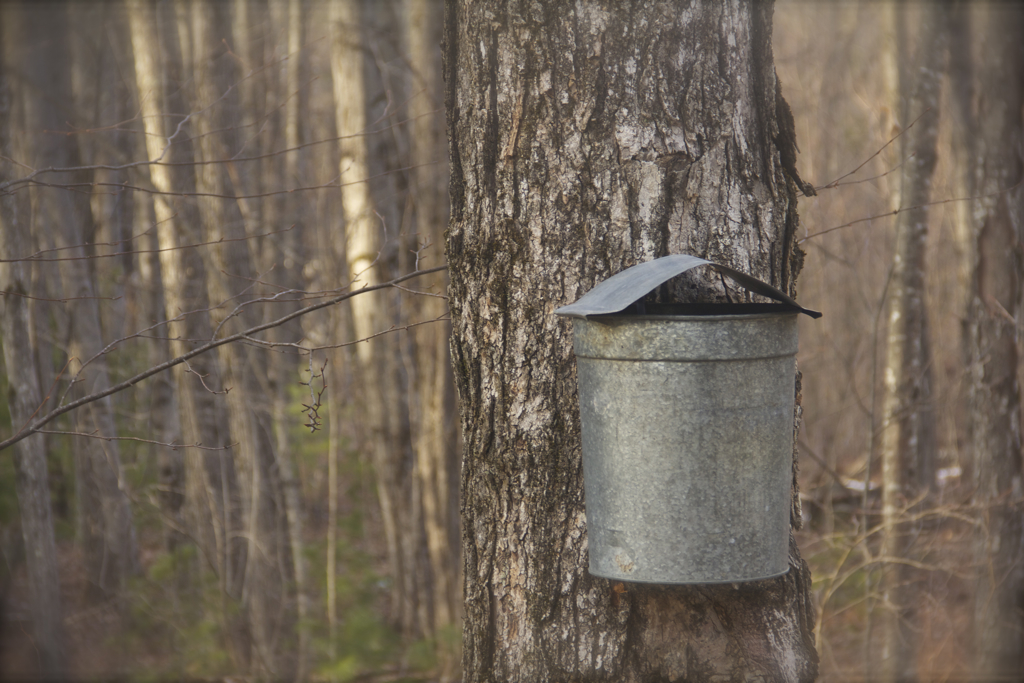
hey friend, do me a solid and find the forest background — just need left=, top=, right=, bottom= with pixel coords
left=0, top=1, right=1020, bottom=682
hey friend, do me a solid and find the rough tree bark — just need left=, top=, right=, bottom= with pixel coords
left=965, top=5, right=1024, bottom=680
left=445, top=1, right=817, bottom=681
left=875, top=9, right=946, bottom=681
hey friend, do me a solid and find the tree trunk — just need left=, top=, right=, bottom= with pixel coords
left=128, top=1, right=246, bottom=664
left=226, top=5, right=312, bottom=672
left=405, top=0, right=461, bottom=650
left=330, top=0, right=428, bottom=635
left=0, top=18, right=66, bottom=674
left=878, top=0, right=903, bottom=215
left=17, top=1, right=140, bottom=602
left=445, top=1, right=817, bottom=680
left=966, top=5, right=1024, bottom=680
left=946, top=3, right=976, bottom=323
left=329, top=0, right=389, bottom=575
left=278, top=4, right=311, bottom=676
left=186, top=4, right=298, bottom=675
left=875, top=8, right=946, bottom=681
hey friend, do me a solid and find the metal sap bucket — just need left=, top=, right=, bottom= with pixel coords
left=555, top=255, right=820, bottom=584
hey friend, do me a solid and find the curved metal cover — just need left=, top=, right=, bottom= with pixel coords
left=554, top=254, right=821, bottom=319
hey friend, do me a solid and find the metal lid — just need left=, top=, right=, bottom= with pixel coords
left=554, top=254, right=822, bottom=320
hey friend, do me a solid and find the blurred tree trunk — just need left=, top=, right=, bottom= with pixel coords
left=876, top=7, right=946, bottom=681
left=0, top=18, right=66, bottom=676
left=112, top=3, right=186, bottom=552
left=228, top=14, right=311, bottom=665
left=127, top=0, right=248, bottom=666
left=136, top=191, right=187, bottom=553
left=966, top=5, right=1024, bottom=680
left=329, top=0, right=394, bottom=618
left=0, top=219, right=67, bottom=681
left=330, top=0, right=429, bottom=636
left=229, top=0, right=264, bottom=233
left=445, top=1, right=817, bottom=681
left=364, top=0, right=431, bottom=636
left=947, top=4, right=976, bottom=321
left=878, top=1, right=904, bottom=214
left=186, top=3, right=298, bottom=676
left=277, top=3, right=312, bottom=676
left=405, top=0, right=461, bottom=651
left=324, top=328, right=348, bottom=663
left=17, top=1, right=141, bottom=602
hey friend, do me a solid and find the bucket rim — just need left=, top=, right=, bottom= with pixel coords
left=581, top=303, right=803, bottom=324
left=588, top=567, right=791, bottom=585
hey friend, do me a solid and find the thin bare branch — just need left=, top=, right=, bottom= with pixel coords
left=0, top=289, right=121, bottom=302
left=0, top=224, right=294, bottom=264
left=241, top=313, right=450, bottom=352
left=37, top=429, right=236, bottom=452
left=0, top=265, right=447, bottom=454
left=816, top=108, right=929, bottom=191
left=799, top=178, right=1024, bottom=243
left=12, top=162, right=435, bottom=202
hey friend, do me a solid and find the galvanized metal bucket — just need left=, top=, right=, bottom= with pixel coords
left=555, top=255, right=820, bottom=584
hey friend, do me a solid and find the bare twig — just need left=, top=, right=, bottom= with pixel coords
left=239, top=314, right=449, bottom=352
left=299, top=358, right=328, bottom=433
left=0, top=224, right=294, bottom=264
left=182, top=360, right=229, bottom=395
left=815, top=108, right=928, bottom=191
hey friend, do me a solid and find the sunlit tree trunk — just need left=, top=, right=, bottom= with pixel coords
left=445, top=1, right=817, bottom=680
left=330, top=0, right=427, bottom=635
left=966, top=5, right=1024, bottom=680
left=329, top=0, right=391, bottom=605
left=297, top=4, right=349, bottom=653
left=0, top=17, right=65, bottom=675
left=876, top=8, right=946, bottom=681
left=127, top=1, right=245, bottom=664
